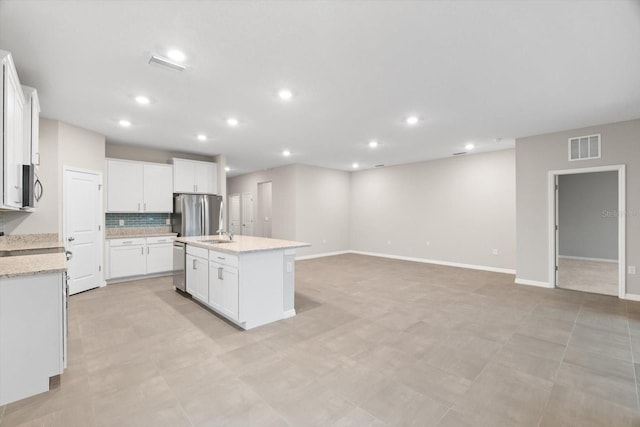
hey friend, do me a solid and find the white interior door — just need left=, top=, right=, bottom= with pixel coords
left=64, top=169, right=103, bottom=295
left=241, top=192, right=254, bottom=236
left=229, top=194, right=241, bottom=235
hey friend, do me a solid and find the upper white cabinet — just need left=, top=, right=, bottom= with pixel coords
left=172, top=158, right=217, bottom=194
left=106, top=159, right=173, bottom=212
left=22, top=86, right=40, bottom=166
left=1, top=51, right=26, bottom=209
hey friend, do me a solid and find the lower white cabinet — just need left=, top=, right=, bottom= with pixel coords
left=209, top=261, right=239, bottom=322
left=186, top=253, right=208, bottom=302
left=108, top=238, right=146, bottom=279
left=146, top=237, right=173, bottom=275
left=0, top=272, right=66, bottom=406
left=107, top=236, right=174, bottom=280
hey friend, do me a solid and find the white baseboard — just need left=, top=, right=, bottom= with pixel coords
left=624, top=293, right=640, bottom=302
left=349, top=250, right=516, bottom=275
left=558, top=255, right=618, bottom=263
left=282, top=309, right=296, bottom=319
left=106, top=272, right=173, bottom=285
left=296, top=250, right=351, bottom=261
left=515, top=278, right=553, bottom=288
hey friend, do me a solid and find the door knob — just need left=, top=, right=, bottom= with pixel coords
left=68, top=237, right=75, bottom=242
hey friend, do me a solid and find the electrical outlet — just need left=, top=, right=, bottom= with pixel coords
left=492, top=249, right=498, bottom=255
left=629, top=266, right=637, bottom=275
left=119, top=219, right=124, bottom=226
left=165, top=218, right=171, bottom=225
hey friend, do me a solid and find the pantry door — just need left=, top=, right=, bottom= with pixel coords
left=64, top=168, right=103, bottom=294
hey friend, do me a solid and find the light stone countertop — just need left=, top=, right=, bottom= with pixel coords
left=0, top=252, right=67, bottom=279
left=0, top=233, right=64, bottom=252
left=175, top=235, right=309, bottom=254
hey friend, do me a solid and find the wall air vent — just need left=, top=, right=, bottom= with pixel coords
left=569, top=134, right=600, bottom=161
left=148, top=55, right=185, bottom=72
left=452, top=152, right=467, bottom=156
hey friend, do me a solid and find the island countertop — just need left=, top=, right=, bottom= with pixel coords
left=175, top=235, right=309, bottom=254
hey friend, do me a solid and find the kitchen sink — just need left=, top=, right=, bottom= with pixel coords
left=201, top=239, right=233, bottom=244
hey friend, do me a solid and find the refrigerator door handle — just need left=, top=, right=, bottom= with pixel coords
left=201, top=196, right=205, bottom=236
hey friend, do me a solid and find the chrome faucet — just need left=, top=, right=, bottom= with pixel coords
left=216, top=200, right=233, bottom=240
left=217, top=229, right=234, bottom=241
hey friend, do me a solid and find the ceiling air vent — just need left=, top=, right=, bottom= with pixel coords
left=149, top=55, right=185, bottom=72
left=374, top=164, right=385, bottom=168
left=569, top=134, right=600, bottom=161
left=452, top=152, right=467, bottom=156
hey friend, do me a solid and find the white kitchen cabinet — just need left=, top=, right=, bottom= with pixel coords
left=209, top=260, right=239, bottom=322
left=0, top=272, right=66, bottom=406
left=108, top=238, right=146, bottom=278
left=1, top=51, right=25, bottom=209
left=22, top=86, right=40, bottom=166
left=106, top=159, right=173, bottom=213
left=172, top=158, right=217, bottom=194
left=146, top=236, right=173, bottom=274
left=186, top=253, right=208, bottom=302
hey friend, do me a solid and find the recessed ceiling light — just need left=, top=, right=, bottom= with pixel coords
left=368, top=140, right=379, bottom=148
left=278, top=89, right=293, bottom=100
left=167, top=49, right=185, bottom=62
left=135, top=95, right=150, bottom=105
left=352, top=162, right=359, bottom=169
left=282, top=150, right=291, bottom=157
left=118, top=119, right=131, bottom=127
left=405, top=116, right=419, bottom=125
left=197, top=134, right=207, bottom=141
left=465, top=143, right=475, bottom=150
left=224, top=166, right=231, bottom=172
left=227, top=117, right=239, bottom=127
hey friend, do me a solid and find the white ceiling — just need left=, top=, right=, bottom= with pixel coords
left=1, top=1, right=639, bottom=176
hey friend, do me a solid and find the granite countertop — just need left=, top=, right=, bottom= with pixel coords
left=0, top=252, right=67, bottom=279
left=0, top=233, right=64, bottom=252
left=175, top=235, right=309, bottom=254
left=106, top=233, right=177, bottom=240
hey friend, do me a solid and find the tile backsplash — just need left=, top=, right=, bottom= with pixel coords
left=105, top=213, right=172, bottom=228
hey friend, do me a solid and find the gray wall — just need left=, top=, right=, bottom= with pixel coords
left=227, top=165, right=298, bottom=241
left=227, top=164, right=351, bottom=257
left=295, top=164, right=350, bottom=257
left=350, top=149, right=516, bottom=271
left=3, top=119, right=105, bottom=235
left=516, top=118, right=639, bottom=293
left=558, top=171, right=618, bottom=260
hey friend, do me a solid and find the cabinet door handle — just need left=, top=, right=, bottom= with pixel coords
left=217, top=256, right=225, bottom=260
left=193, top=259, right=197, bottom=270
left=138, top=202, right=141, bottom=211
left=144, top=202, right=146, bottom=211
left=147, top=247, right=149, bottom=254
left=122, top=241, right=132, bottom=244
left=141, top=247, right=144, bottom=255
left=218, top=267, right=223, bottom=280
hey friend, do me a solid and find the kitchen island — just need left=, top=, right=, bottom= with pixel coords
left=175, top=235, right=309, bottom=330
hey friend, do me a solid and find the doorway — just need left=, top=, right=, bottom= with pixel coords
left=241, top=192, right=254, bottom=236
left=548, top=165, right=626, bottom=297
left=228, top=194, right=241, bottom=235
left=63, top=168, right=103, bottom=294
left=257, top=182, right=273, bottom=238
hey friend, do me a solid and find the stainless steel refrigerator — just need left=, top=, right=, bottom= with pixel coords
left=173, top=194, right=222, bottom=291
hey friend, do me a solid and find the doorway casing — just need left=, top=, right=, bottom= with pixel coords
left=547, top=164, right=626, bottom=298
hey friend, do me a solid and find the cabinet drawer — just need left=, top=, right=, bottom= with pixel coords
left=146, top=236, right=174, bottom=244
left=109, top=238, right=145, bottom=247
left=209, top=250, right=238, bottom=268
left=186, top=245, right=208, bottom=259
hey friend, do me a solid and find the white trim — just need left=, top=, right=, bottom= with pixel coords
left=106, top=272, right=173, bottom=284
left=515, top=278, right=553, bottom=288
left=624, top=294, right=640, bottom=302
left=548, top=164, right=626, bottom=298
left=350, top=250, right=515, bottom=274
left=296, top=250, right=351, bottom=261
left=282, top=309, right=296, bottom=319
left=558, top=255, right=618, bottom=263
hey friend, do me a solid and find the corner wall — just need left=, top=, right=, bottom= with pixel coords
left=516, top=118, right=640, bottom=294
left=350, top=149, right=516, bottom=271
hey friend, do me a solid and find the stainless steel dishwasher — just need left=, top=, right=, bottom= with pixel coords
left=173, top=242, right=186, bottom=292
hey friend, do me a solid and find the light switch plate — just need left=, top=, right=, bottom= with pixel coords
left=119, top=219, right=124, bottom=226
left=165, top=218, right=171, bottom=225
left=629, top=266, right=637, bottom=275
